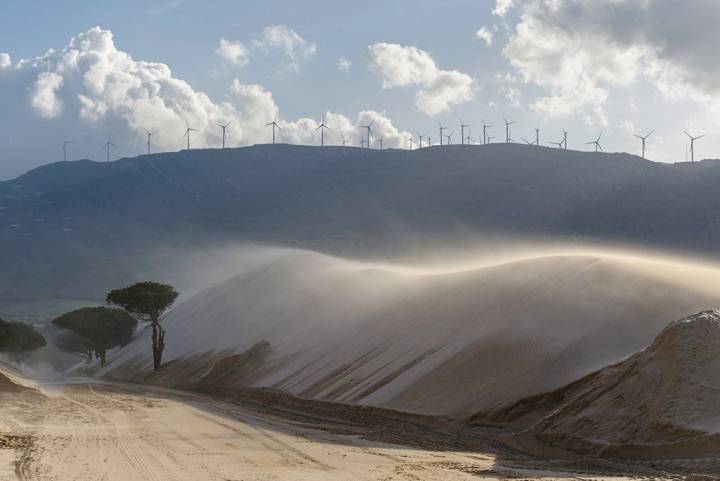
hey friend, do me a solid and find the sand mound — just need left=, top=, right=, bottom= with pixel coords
left=100, top=248, right=720, bottom=416
left=494, top=310, right=720, bottom=459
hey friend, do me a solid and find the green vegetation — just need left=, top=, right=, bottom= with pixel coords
left=0, top=318, right=46, bottom=354
left=53, top=307, right=137, bottom=366
left=106, top=282, right=178, bottom=371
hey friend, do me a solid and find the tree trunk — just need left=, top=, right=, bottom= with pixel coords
left=151, top=319, right=165, bottom=371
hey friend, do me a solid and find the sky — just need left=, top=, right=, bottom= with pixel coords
left=1, top=0, right=720, bottom=179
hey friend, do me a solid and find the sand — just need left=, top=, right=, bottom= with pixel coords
left=0, top=370, right=676, bottom=480
left=492, top=310, right=720, bottom=459
left=100, top=247, right=720, bottom=415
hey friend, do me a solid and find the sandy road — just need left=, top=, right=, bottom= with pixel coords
left=0, top=377, right=660, bottom=480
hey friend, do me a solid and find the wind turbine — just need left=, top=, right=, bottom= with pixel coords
left=417, top=132, right=425, bottom=149
left=184, top=120, right=199, bottom=150
left=265, top=114, right=281, bottom=145
left=144, top=129, right=158, bottom=155
left=633, top=130, right=653, bottom=159
left=445, top=130, right=453, bottom=145
left=62, top=140, right=72, bottom=162
left=535, top=127, right=540, bottom=146
left=316, top=114, right=332, bottom=146
left=342, top=136, right=350, bottom=147
left=378, top=136, right=384, bottom=150
left=359, top=120, right=374, bottom=148
left=562, top=129, right=568, bottom=149
left=481, top=121, right=492, bottom=145
left=550, top=140, right=564, bottom=149
left=460, top=120, right=470, bottom=145
left=407, top=136, right=414, bottom=150
left=465, top=128, right=473, bottom=145
left=360, top=138, right=366, bottom=149
left=586, top=131, right=603, bottom=152
left=217, top=121, right=232, bottom=149
left=684, top=130, right=704, bottom=162
left=438, top=121, right=447, bottom=146
left=503, top=117, right=515, bottom=143
left=102, top=139, right=115, bottom=162
left=486, top=135, right=494, bottom=144
left=427, top=136, right=432, bottom=146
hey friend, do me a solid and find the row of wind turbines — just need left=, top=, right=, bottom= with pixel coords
left=60, top=115, right=708, bottom=163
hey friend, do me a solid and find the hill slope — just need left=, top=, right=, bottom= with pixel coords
left=490, top=310, right=720, bottom=459
left=4, top=144, right=720, bottom=303
left=100, top=248, right=720, bottom=416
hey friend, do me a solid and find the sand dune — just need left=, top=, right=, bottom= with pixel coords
left=100, top=248, right=720, bottom=415
left=490, top=310, right=720, bottom=459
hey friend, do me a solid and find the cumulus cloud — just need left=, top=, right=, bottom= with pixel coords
left=215, top=38, right=249, bottom=66
left=500, top=0, right=720, bottom=122
left=475, top=26, right=495, bottom=46
left=31, top=72, right=64, bottom=119
left=493, top=0, right=515, bottom=17
left=257, top=25, right=316, bottom=71
left=337, top=57, right=351, bottom=73
left=0, top=26, right=411, bottom=156
left=0, top=53, right=11, bottom=70
left=367, top=42, right=475, bottom=115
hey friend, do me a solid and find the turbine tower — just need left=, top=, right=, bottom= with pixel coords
left=217, top=121, right=232, bottom=149
left=503, top=117, right=515, bottom=143
left=417, top=132, right=424, bottom=149
left=586, top=131, right=603, bottom=152
left=102, top=139, right=115, bottom=162
left=445, top=130, right=453, bottom=145
left=465, top=128, right=472, bottom=145
left=265, top=114, right=281, bottom=145
left=359, top=120, right=374, bottom=148
left=562, top=129, right=568, bottom=149
left=460, top=120, right=470, bottom=145
left=316, top=114, right=332, bottom=146
left=633, top=130, right=653, bottom=159
left=62, top=140, right=72, bottom=162
left=438, top=121, right=447, bottom=146
left=535, top=127, right=540, bottom=146
left=144, top=129, right=158, bottom=155
left=407, top=136, right=414, bottom=150
left=684, top=130, right=704, bottom=162
left=486, top=135, right=494, bottom=144
left=427, top=136, right=432, bottom=146
left=481, top=121, right=492, bottom=145
left=184, top=120, right=199, bottom=150
left=378, top=136, right=384, bottom=150
left=342, top=136, right=350, bottom=147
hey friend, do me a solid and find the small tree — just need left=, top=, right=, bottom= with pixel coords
left=0, top=318, right=46, bottom=357
left=52, top=307, right=137, bottom=366
left=106, top=282, right=178, bottom=371
left=54, top=331, right=95, bottom=362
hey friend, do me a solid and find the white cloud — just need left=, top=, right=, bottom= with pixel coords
left=493, top=0, right=515, bottom=17
left=0, top=53, right=11, bottom=70
left=367, top=42, right=475, bottom=115
left=215, top=38, right=249, bottom=66
left=500, top=0, right=720, bottom=123
left=2, top=26, right=412, bottom=155
left=337, top=57, right=351, bottom=73
left=31, top=72, right=64, bottom=119
left=475, top=26, right=495, bottom=47
left=257, top=25, right=316, bottom=71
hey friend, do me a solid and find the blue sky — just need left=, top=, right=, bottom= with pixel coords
left=1, top=1, right=719, bottom=179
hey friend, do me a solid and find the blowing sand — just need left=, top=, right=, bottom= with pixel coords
left=100, top=248, right=720, bottom=416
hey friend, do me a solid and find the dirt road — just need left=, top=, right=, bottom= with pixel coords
left=0, top=377, right=663, bottom=480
